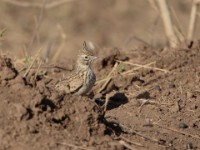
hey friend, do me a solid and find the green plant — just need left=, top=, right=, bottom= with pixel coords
left=116, top=63, right=125, bottom=73
left=23, top=55, right=32, bottom=67
left=0, top=28, right=7, bottom=38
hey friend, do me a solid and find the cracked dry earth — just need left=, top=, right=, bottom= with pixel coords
left=1, top=40, right=200, bottom=150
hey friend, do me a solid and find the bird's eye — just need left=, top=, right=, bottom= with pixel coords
left=84, top=55, right=89, bottom=60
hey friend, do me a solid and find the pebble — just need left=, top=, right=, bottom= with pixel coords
left=154, top=85, right=161, bottom=91
left=158, top=139, right=166, bottom=145
left=186, top=142, right=193, bottom=149
left=179, top=123, right=188, bottom=129
left=169, top=83, right=176, bottom=88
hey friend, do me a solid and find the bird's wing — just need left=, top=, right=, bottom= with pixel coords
left=55, top=71, right=84, bottom=94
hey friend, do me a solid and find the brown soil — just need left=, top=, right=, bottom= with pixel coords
left=1, top=0, right=200, bottom=150
left=0, top=40, right=200, bottom=150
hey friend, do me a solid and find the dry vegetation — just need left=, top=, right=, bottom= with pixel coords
left=0, top=0, right=200, bottom=150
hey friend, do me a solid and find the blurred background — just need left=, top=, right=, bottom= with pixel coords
left=0, top=0, right=196, bottom=61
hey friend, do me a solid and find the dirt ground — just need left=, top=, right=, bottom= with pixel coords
left=0, top=0, right=200, bottom=150
left=0, top=40, right=200, bottom=150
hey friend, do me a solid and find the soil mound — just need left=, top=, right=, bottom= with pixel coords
left=1, top=41, right=200, bottom=149
left=0, top=56, right=121, bottom=150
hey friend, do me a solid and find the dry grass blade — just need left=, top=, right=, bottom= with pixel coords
left=120, top=136, right=144, bottom=147
left=121, top=62, right=156, bottom=76
left=23, top=49, right=41, bottom=77
left=34, top=60, right=42, bottom=80
left=97, top=77, right=112, bottom=93
left=102, top=91, right=116, bottom=113
left=134, top=130, right=159, bottom=143
left=57, top=142, right=93, bottom=150
left=170, top=7, right=185, bottom=42
left=174, top=26, right=185, bottom=43
left=156, top=0, right=178, bottom=47
left=123, top=35, right=151, bottom=48
left=97, top=63, right=119, bottom=93
left=52, top=24, right=66, bottom=61
left=187, top=0, right=198, bottom=40
left=116, top=60, right=168, bottom=73
left=103, top=94, right=110, bottom=112
left=147, top=0, right=159, bottom=13
left=96, top=62, right=156, bottom=85
left=154, top=123, right=200, bottom=140
left=28, top=0, right=46, bottom=51
left=119, top=124, right=159, bottom=143
left=2, top=0, right=80, bottom=9
left=119, top=140, right=137, bottom=150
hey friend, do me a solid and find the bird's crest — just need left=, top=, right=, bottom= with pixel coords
left=79, top=41, right=94, bottom=56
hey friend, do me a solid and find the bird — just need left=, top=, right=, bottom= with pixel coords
left=55, top=41, right=97, bottom=95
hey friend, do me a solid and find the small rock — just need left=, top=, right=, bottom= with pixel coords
left=1, top=80, right=7, bottom=86
left=186, top=142, right=193, bottom=149
left=190, top=104, right=198, bottom=110
left=169, top=83, right=176, bottom=88
left=187, top=92, right=196, bottom=99
left=192, top=123, right=198, bottom=128
left=154, top=85, right=161, bottom=91
left=179, top=123, right=188, bottom=129
left=158, top=139, right=166, bottom=145
left=28, top=125, right=39, bottom=134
